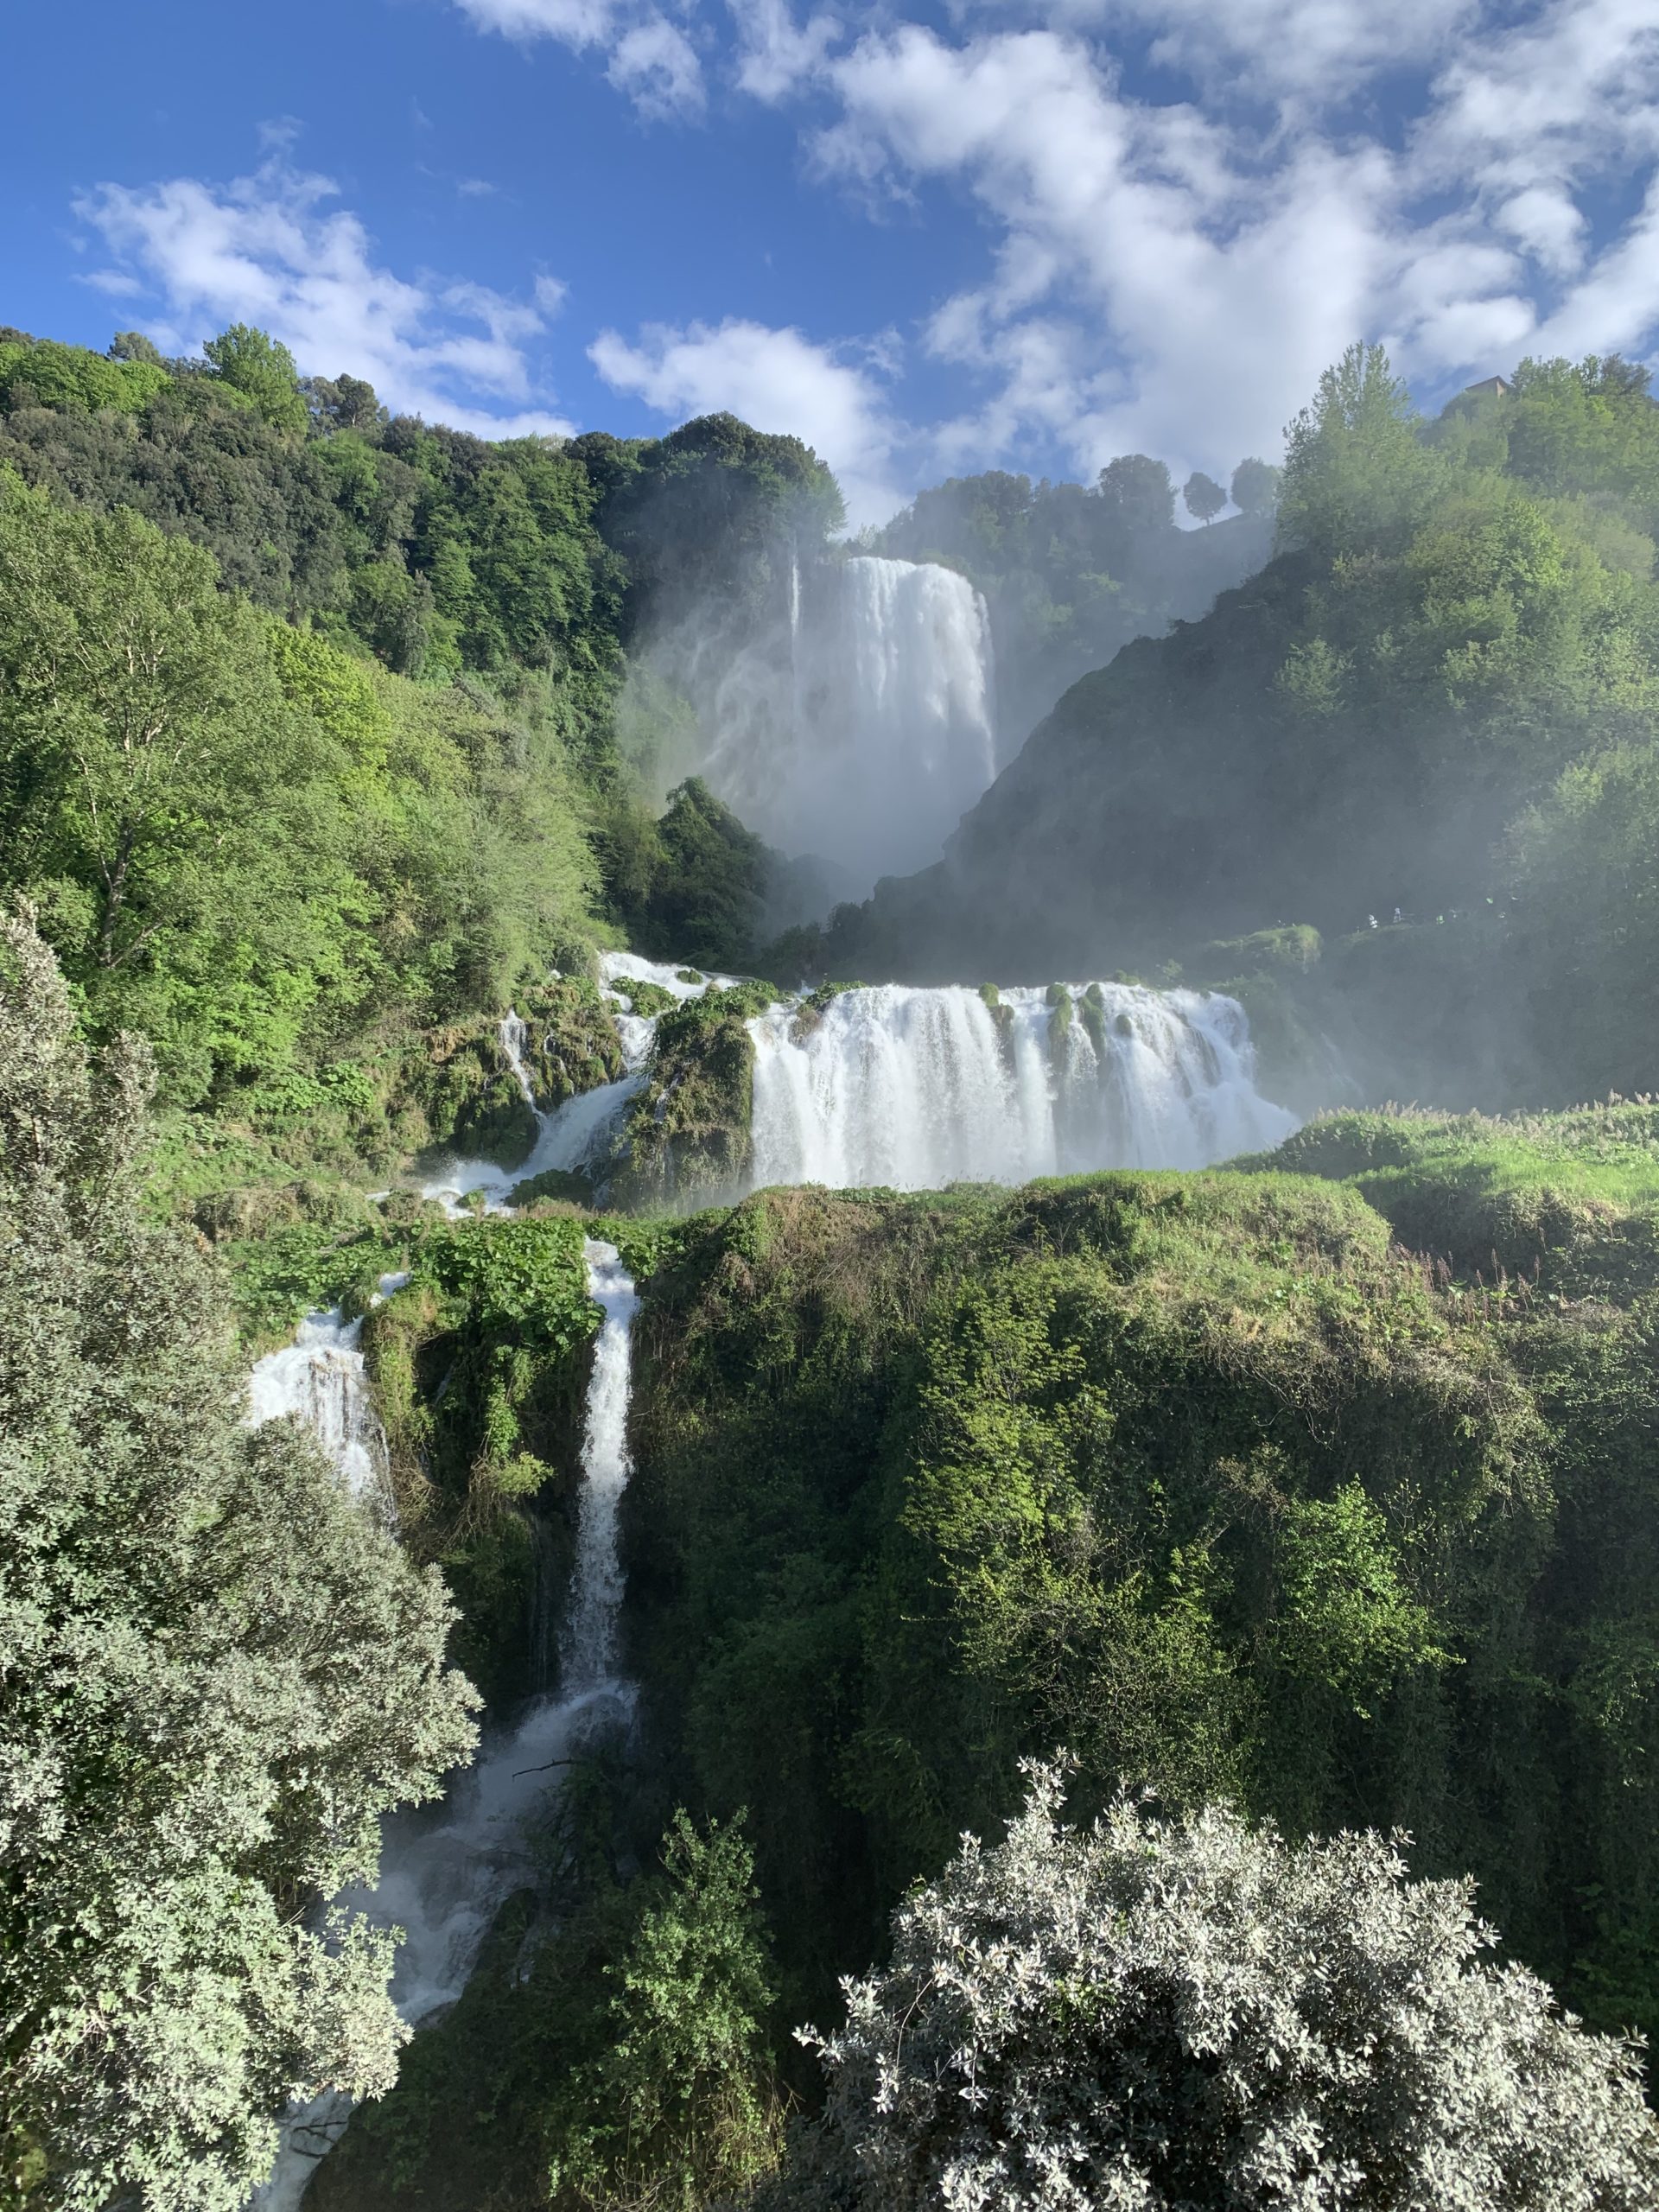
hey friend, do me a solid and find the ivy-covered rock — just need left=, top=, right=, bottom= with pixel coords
left=609, top=980, right=778, bottom=1210
left=513, top=974, right=628, bottom=1110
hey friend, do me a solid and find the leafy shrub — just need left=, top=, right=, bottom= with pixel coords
left=0, top=914, right=477, bottom=2208
left=754, top=1764, right=1659, bottom=2211
left=416, top=1217, right=594, bottom=1350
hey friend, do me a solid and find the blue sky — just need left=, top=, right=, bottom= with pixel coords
left=6, top=0, right=1659, bottom=524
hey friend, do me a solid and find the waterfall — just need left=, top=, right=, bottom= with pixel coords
left=748, top=982, right=1297, bottom=1191
left=246, top=1276, right=408, bottom=1507
left=789, top=555, right=996, bottom=884
left=251, top=1241, right=641, bottom=2206
left=693, top=554, right=997, bottom=894
left=499, top=1010, right=537, bottom=1109
left=559, top=1243, right=639, bottom=1694
left=422, top=956, right=734, bottom=1211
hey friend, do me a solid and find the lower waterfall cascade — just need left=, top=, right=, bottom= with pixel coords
left=420, top=958, right=1298, bottom=1211
left=748, top=981, right=1298, bottom=1192
left=245, top=1274, right=408, bottom=1510
left=246, top=1239, right=641, bottom=2206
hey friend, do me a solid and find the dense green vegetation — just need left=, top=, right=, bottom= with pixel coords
left=15, top=310, right=1659, bottom=2210
left=610, top=1117, right=1659, bottom=2043
left=0, top=322, right=860, bottom=1243
left=311, top=1777, right=784, bottom=2212
left=324, top=1096, right=1659, bottom=2205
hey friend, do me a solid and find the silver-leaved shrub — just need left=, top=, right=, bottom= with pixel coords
left=753, top=1763, right=1659, bottom=2210
left=0, top=913, right=480, bottom=2209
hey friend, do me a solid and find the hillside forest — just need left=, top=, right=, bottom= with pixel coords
left=9, top=316, right=1659, bottom=2212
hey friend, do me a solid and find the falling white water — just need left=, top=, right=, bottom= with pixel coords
left=748, top=982, right=1297, bottom=1192
left=499, top=1010, right=537, bottom=1109
left=696, top=554, right=998, bottom=892
left=346, top=1236, right=639, bottom=2016
left=251, top=1241, right=641, bottom=2207
left=245, top=1274, right=408, bottom=1506
left=422, top=956, right=737, bottom=1211
left=560, top=1243, right=639, bottom=1694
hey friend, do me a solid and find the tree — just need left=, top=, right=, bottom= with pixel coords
left=0, top=912, right=480, bottom=2209
left=1278, top=340, right=1440, bottom=556
left=635, top=777, right=772, bottom=972
left=1184, top=469, right=1228, bottom=524
left=753, top=1764, right=1659, bottom=2211
left=203, top=323, right=308, bottom=436
left=1096, top=454, right=1175, bottom=534
left=108, top=330, right=164, bottom=366
left=546, top=1812, right=781, bottom=2209
left=303, top=372, right=386, bottom=435
left=1230, top=456, right=1282, bottom=515
left=0, top=474, right=362, bottom=1095
left=0, top=337, right=167, bottom=416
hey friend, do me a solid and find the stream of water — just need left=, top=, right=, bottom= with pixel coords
left=248, top=1239, right=640, bottom=2205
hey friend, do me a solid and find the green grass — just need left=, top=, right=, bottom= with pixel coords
left=1246, top=1103, right=1659, bottom=1295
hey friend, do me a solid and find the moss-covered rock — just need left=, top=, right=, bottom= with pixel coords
left=514, top=974, right=627, bottom=1109
left=608, top=981, right=778, bottom=1211
left=788, top=978, right=861, bottom=1046
left=397, top=1017, right=540, bottom=1166
left=1046, top=982, right=1074, bottom=1069
left=613, top=976, right=677, bottom=1019
left=391, top=976, right=629, bottom=1171
left=1187, top=924, right=1323, bottom=983
left=508, top=1166, right=597, bottom=1210
left=361, top=1218, right=599, bottom=1706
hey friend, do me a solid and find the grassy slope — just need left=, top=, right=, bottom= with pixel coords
left=616, top=1119, right=1659, bottom=2046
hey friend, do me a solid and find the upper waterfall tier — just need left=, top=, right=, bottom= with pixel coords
left=696, top=554, right=998, bottom=891
left=748, top=982, right=1297, bottom=1191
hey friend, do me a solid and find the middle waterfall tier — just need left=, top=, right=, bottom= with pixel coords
left=748, top=982, right=1298, bottom=1191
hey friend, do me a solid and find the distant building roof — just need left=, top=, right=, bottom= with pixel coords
left=1464, top=375, right=1513, bottom=397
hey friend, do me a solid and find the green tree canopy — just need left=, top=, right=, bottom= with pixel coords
left=630, top=777, right=772, bottom=972
left=1183, top=468, right=1228, bottom=524
left=203, top=323, right=308, bottom=436
left=1230, top=455, right=1282, bottom=514
left=1279, top=340, right=1441, bottom=556
left=0, top=474, right=362, bottom=1096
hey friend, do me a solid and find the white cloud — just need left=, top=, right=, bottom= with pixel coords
left=1421, top=0, right=1659, bottom=199
left=607, top=14, right=708, bottom=118
left=454, top=0, right=707, bottom=117
left=728, top=0, right=841, bottom=101
left=74, top=157, right=575, bottom=437
left=589, top=315, right=906, bottom=522
left=455, top=0, right=615, bottom=41
left=1075, top=0, right=1471, bottom=105
left=812, top=27, right=1395, bottom=482
left=793, top=3, right=1659, bottom=493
